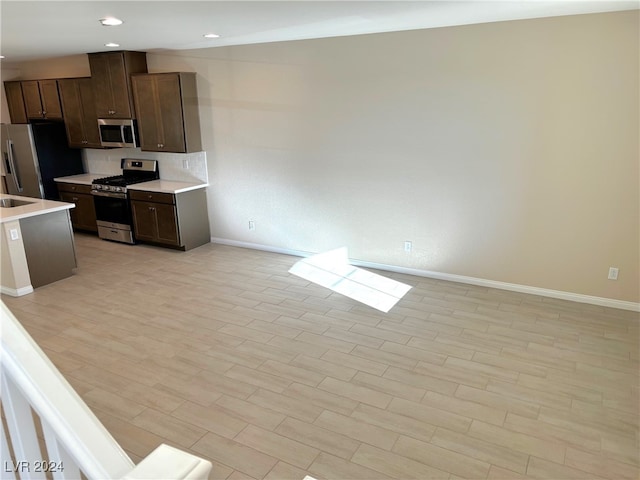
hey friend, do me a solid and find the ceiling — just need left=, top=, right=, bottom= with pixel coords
left=1, top=1, right=637, bottom=63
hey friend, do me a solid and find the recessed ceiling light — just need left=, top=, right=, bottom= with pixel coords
left=203, top=33, right=220, bottom=39
left=105, top=42, right=120, bottom=48
left=99, top=17, right=123, bottom=26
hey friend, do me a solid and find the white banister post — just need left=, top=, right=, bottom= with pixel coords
left=122, top=444, right=212, bottom=480
left=1, top=373, right=46, bottom=480
left=41, top=419, right=81, bottom=480
left=1, top=419, right=17, bottom=480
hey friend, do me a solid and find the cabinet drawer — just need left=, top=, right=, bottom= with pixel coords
left=59, top=190, right=98, bottom=233
left=129, top=190, right=175, bottom=205
left=57, top=182, right=93, bottom=195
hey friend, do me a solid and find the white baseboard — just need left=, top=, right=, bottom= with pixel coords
left=1, top=285, right=34, bottom=297
left=211, top=237, right=640, bottom=312
left=212, top=237, right=315, bottom=259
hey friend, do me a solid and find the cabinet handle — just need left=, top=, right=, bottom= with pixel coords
left=71, top=186, right=76, bottom=190
left=42, top=111, right=46, bottom=116
left=148, top=206, right=155, bottom=211
left=72, top=197, right=78, bottom=201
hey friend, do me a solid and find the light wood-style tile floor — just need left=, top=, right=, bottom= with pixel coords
left=3, top=233, right=639, bottom=479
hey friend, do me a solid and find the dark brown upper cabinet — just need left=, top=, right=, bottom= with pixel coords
left=4, top=81, right=28, bottom=124
left=88, top=51, right=147, bottom=118
left=21, top=79, right=63, bottom=120
left=131, top=72, right=202, bottom=153
left=58, top=77, right=103, bottom=149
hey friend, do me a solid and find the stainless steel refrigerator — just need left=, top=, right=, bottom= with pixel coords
left=1, top=122, right=84, bottom=199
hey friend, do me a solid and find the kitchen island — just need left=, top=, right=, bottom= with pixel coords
left=0, top=194, right=77, bottom=296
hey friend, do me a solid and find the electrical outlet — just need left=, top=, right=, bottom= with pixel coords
left=9, top=228, right=19, bottom=241
left=608, top=267, right=619, bottom=280
left=404, top=241, right=412, bottom=253
left=248, top=220, right=256, bottom=231
left=183, top=159, right=190, bottom=169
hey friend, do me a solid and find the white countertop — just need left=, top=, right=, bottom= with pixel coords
left=53, top=173, right=110, bottom=186
left=0, top=194, right=75, bottom=223
left=54, top=174, right=208, bottom=194
left=127, top=179, right=208, bottom=194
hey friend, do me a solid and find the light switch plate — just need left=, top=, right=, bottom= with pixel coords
left=9, top=228, right=19, bottom=240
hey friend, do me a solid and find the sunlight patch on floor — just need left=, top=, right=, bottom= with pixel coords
left=288, top=247, right=412, bottom=313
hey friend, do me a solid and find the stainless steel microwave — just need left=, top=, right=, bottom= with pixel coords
left=98, top=119, right=139, bottom=148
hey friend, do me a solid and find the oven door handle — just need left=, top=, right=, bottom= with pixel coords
left=91, top=190, right=127, bottom=199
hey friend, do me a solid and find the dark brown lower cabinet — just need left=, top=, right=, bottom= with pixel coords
left=131, top=200, right=179, bottom=246
left=57, top=183, right=97, bottom=232
left=130, top=188, right=209, bottom=251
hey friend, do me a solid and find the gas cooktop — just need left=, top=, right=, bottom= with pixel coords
left=92, top=159, right=159, bottom=193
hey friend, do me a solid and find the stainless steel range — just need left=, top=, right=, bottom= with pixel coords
left=91, top=158, right=159, bottom=244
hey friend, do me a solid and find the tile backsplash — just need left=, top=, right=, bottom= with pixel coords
left=83, top=149, right=208, bottom=183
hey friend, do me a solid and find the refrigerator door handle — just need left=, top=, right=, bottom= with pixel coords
left=4, top=151, right=11, bottom=174
left=6, top=140, right=24, bottom=193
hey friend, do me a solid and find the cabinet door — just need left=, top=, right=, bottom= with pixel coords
left=131, top=200, right=180, bottom=245
left=90, top=53, right=133, bottom=117
left=89, top=53, right=115, bottom=117
left=78, top=78, right=102, bottom=147
left=132, top=73, right=186, bottom=153
left=58, top=79, right=85, bottom=147
left=4, top=82, right=28, bottom=124
left=105, top=53, right=133, bottom=118
left=21, top=81, right=44, bottom=118
left=39, top=80, right=63, bottom=119
left=20, top=80, right=62, bottom=120
left=89, top=52, right=145, bottom=118
left=61, top=78, right=105, bottom=148
left=154, top=203, right=180, bottom=245
left=131, top=200, right=157, bottom=241
left=156, top=74, right=186, bottom=152
left=59, top=191, right=98, bottom=232
left=131, top=75, right=163, bottom=150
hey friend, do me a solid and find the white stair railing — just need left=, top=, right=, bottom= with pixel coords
left=0, top=300, right=212, bottom=480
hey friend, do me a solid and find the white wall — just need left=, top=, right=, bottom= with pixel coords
left=1, top=221, right=32, bottom=296
left=149, top=11, right=639, bottom=302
